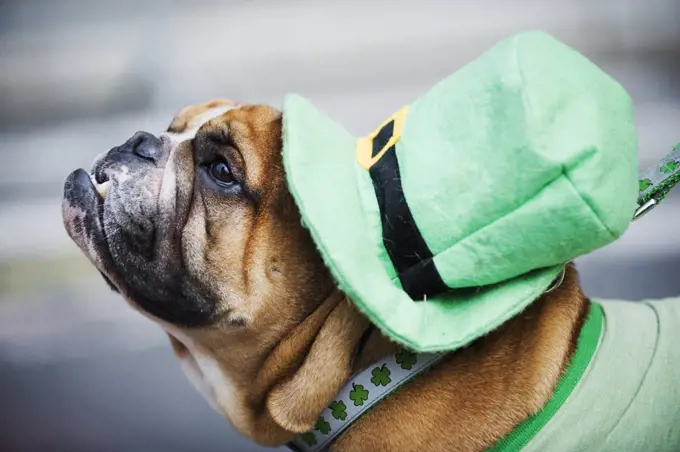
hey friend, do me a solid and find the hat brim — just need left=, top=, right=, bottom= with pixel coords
left=282, top=94, right=563, bottom=353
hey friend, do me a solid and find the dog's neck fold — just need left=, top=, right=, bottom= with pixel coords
left=218, top=289, right=392, bottom=446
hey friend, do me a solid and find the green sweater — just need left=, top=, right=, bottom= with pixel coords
left=492, top=299, right=680, bottom=451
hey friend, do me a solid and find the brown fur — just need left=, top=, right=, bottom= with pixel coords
left=117, top=101, right=589, bottom=451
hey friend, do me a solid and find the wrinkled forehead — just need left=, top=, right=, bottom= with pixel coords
left=163, top=99, right=238, bottom=145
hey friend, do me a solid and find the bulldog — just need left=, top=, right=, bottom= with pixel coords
left=62, top=99, right=680, bottom=452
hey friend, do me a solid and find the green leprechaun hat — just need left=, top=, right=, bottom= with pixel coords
left=282, top=31, right=639, bottom=353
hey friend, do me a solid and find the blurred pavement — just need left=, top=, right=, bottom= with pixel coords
left=1, top=1, right=679, bottom=451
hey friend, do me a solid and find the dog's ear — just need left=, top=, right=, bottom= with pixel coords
left=259, top=293, right=370, bottom=433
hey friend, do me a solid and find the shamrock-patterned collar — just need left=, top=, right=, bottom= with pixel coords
left=287, top=349, right=446, bottom=452
left=287, top=303, right=602, bottom=452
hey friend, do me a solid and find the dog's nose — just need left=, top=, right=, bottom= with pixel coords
left=125, top=131, right=164, bottom=163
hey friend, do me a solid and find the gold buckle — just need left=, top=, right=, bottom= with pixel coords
left=356, top=106, right=409, bottom=170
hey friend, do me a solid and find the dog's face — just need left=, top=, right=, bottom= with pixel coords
left=62, top=100, right=349, bottom=441
left=63, top=99, right=330, bottom=326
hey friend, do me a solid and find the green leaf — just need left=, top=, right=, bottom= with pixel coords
left=370, top=364, right=392, bottom=387
left=314, top=416, right=331, bottom=435
left=660, top=160, right=679, bottom=174
left=301, top=432, right=317, bottom=446
left=395, top=349, right=418, bottom=370
left=329, top=400, right=348, bottom=421
left=349, top=383, right=369, bottom=406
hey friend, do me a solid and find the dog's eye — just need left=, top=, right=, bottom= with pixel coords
left=208, top=159, right=234, bottom=185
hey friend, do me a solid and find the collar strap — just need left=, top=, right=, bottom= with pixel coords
left=289, top=299, right=601, bottom=452
left=288, top=269, right=567, bottom=452
left=288, top=350, right=446, bottom=452
left=635, top=143, right=680, bottom=220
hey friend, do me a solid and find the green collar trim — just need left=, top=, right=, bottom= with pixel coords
left=486, top=302, right=604, bottom=451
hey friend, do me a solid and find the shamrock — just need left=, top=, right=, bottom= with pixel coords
left=370, top=364, right=392, bottom=387
left=395, top=349, right=418, bottom=370
left=314, top=416, right=331, bottom=435
left=660, top=160, right=679, bottom=174
left=329, top=400, right=348, bottom=421
left=349, top=383, right=369, bottom=406
left=301, top=432, right=317, bottom=446
left=639, top=178, right=653, bottom=191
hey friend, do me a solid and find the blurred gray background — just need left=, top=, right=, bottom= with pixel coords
left=1, top=1, right=679, bottom=451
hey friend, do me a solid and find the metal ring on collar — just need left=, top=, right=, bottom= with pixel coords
left=633, top=198, right=657, bottom=222
left=544, top=265, right=568, bottom=294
